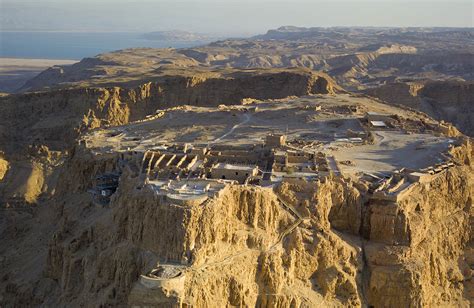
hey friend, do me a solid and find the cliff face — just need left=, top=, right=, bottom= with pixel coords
left=420, top=80, right=474, bottom=105
left=362, top=142, right=473, bottom=307
left=114, top=185, right=288, bottom=266
left=124, top=71, right=336, bottom=117
left=364, top=82, right=424, bottom=108
left=0, top=70, right=336, bottom=207
left=364, top=166, right=472, bottom=307
left=0, top=70, right=336, bottom=153
left=0, top=148, right=364, bottom=307
left=1, top=142, right=472, bottom=307
left=35, top=150, right=355, bottom=306
left=40, top=152, right=292, bottom=306
left=419, top=81, right=474, bottom=136
left=364, top=80, right=474, bottom=136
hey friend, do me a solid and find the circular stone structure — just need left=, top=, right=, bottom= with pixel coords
left=139, top=265, right=186, bottom=296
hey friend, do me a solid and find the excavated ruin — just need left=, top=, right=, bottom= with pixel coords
left=2, top=140, right=471, bottom=306
left=0, top=66, right=472, bottom=307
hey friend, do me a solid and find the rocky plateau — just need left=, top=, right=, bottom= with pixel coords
left=0, top=27, right=472, bottom=307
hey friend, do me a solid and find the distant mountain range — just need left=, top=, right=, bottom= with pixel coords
left=142, top=30, right=220, bottom=42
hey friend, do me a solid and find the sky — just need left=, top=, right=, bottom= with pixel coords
left=1, top=0, right=472, bottom=35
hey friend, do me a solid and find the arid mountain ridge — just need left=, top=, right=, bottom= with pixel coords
left=20, top=27, right=474, bottom=91
left=17, top=27, right=474, bottom=136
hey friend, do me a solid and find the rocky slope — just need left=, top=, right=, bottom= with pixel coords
left=1, top=140, right=472, bottom=306
left=364, top=163, right=473, bottom=306
left=0, top=68, right=337, bottom=208
left=365, top=80, right=474, bottom=136
left=1, top=69, right=337, bottom=152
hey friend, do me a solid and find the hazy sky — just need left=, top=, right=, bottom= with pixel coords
left=1, top=0, right=472, bottom=35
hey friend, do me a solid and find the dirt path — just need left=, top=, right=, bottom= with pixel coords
left=207, top=113, right=251, bottom=146
left=190, top=192, right=305, bottom=272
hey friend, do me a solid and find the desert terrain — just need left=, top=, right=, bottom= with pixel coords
left=0, top=27, right=472, bottom=307
left=16, top=27, right=473, bottom=135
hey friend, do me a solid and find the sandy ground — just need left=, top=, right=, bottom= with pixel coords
left=331, top=131, right=451, bottom=177
left=0, top=58, right=77, bottom=93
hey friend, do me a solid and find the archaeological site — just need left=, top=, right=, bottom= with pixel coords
left=0, top=23, right=472, bottom=308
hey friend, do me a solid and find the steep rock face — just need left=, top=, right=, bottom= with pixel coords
left=0, top=70, right=337, bottom=210
left=160, top=178, right=365, bottom=307
left=0, top=146, right=64, bottom=203
left=419, top=81, right=474, bottom=136
left=0, top=88, right=129, bottom=153
left=42, top=175, right=293, bottom=306
left=273, top=179, right=365, bottom=306
left=0, top=71, right=337, bottom=153
left=420, top=80, right=474, bottom=105
left=364, top=82, right=424, bottom=107
left=1, top=144, right=473, bottom=307
left=363, top=150, right=473, bottom=307
left=113, top=184, right=289, bottom=266
left=137, top=185, right=294, bottom=307
left=364, top=80, right=474, bottom=136
left=54, top=147, right=121, bottom=195
left=12, top=150, right=366, bottom=307
left=7, top=161, right=44, bottom=203
left=124, top=71, right=337, bottom=116
left=465, top=205, right=474, bottom=302
left=321, top=177, right=364, bottom=235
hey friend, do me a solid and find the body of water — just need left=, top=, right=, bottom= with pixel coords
left=0, top=32, right=208, bottom=60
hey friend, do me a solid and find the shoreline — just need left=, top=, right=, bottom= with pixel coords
left=0, top=58, right=78, bottom=92
left=0, top=58, right=79, bottom=66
